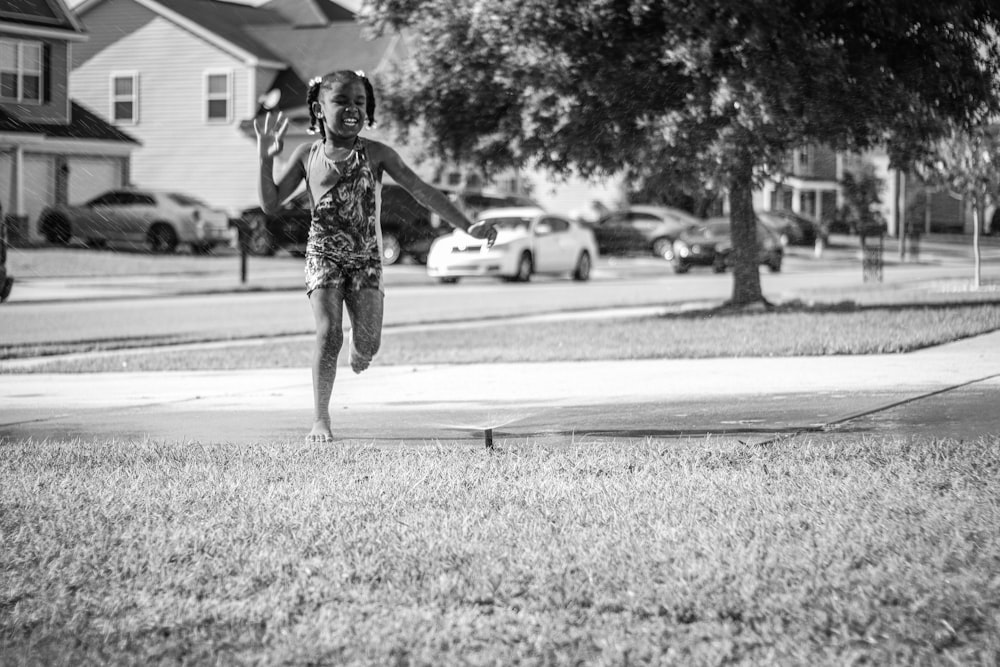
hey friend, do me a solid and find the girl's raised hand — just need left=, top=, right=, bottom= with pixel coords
left=253, top=111, right=289, bottom=159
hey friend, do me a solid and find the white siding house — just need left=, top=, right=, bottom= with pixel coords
left=70, top=0, right=404, bottom=213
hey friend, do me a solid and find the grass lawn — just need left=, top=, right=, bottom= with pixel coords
left=2, top=435, right=998, bottom=664
left=6, top=301, right=1000, bottom=373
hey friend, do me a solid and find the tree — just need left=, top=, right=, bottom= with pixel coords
left=364, top=0, right=1000, bottom=306
left=919, top=124, right=1000, bottom=288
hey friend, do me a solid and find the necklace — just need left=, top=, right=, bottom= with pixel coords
left=322, top=140, right=357, bottom=164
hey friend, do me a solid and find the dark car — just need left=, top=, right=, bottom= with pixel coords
left=671, top=217, right=783, bottom=273
left=589, top=205, right=702, bottom=259
left=757, top=210, right=820, bottom=246
left=237, top=184, right=535, bottom=265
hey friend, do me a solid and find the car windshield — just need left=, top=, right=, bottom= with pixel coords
left=166, top=193, right=207, bottom=207
left=479, top=216, right=532, bottom=232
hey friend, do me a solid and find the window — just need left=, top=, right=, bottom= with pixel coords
left=111, top=73, right=138, bottom=124
left=0, top=39, right=43, bottom=103
left=205, top=71, right=231, bottom=122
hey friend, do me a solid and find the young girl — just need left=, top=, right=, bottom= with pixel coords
left=255, top=70, right=495, bottom=443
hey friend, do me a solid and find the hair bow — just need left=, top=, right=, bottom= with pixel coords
left=308, top=76, right=323, bottom=87
left=354, top=70, right=366, bottom=78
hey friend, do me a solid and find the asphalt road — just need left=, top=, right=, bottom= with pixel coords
left=2, top=242, right=999, bottom=355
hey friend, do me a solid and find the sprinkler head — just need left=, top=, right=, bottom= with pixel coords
left=484, top=428, right=494, bottom=449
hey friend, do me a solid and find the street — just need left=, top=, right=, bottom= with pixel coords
left=1, top=240, right=999, bottom=355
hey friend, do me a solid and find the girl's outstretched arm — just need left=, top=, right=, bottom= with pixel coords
left=372, top=142, right=495, bottom=242
left=254, top=111, right=308, bottom=214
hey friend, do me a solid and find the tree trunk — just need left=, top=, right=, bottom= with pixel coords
left=727, top=152, right=764, bottom=307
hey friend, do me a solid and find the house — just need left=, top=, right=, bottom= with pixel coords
left=68, top=0, right=427, bottom=216
left=756, top=143, right=991, bottom=237
left=0, top=0, right=137, bottom=244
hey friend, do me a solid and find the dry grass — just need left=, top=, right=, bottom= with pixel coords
left=2, top=435, right=999, bottom=665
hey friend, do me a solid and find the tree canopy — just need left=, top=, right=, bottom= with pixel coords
left=364, top=0, right=1000, bottom=305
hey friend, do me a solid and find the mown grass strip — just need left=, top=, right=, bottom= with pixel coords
left=2, top=435, right=998, bottom=664
left=7, top=302, right=1000, bottom=374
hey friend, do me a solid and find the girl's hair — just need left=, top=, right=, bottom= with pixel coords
left=307, top=70, right=376, bottom=137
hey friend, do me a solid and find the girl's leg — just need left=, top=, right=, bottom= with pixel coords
left=344, top=287, right=383, bottom=373
left=308, top=287, right=346, bottom=440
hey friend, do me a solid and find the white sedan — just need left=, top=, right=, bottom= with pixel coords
left=427, top=207, right=598, bottom=283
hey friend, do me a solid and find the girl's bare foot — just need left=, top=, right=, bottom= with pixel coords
left=306, top=420, right=334, bottom=444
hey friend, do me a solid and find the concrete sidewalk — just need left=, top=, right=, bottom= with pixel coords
left=4, top=328, right=1000, bottom=444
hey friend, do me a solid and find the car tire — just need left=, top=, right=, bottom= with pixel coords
left=572, top=251, right=592, bottom=281
left=768, top=259, right=782, bottom=272
left=712, top=260, right=727, bottom=273
left=439, top=277, right=459, bottom=284
left=41, top=213, right=71, bottom=246
left=247, top=215, right=276, bottom=256
left=652, top=237, right=675, bottom=261
left=381, top=232, right=402, bottom=265
left=513, top=251, right=533, bottom=282
left=148, top=223, right=178, bottom=254
left=671, top=258, right=689, bottom=274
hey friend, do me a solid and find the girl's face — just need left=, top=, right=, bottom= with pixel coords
left=314, top=79, right=367, bottom=140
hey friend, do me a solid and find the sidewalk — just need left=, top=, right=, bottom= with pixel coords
left=4, top=329, right=1000, bottom=444
left=3, top=240, right=1000, bottom=444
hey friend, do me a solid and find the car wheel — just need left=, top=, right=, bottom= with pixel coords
left=572, top=251, right=592, bottom=281
left=148, top=223, right=178, bottom=254
left=247, top=215, right=276, bottom=256
left=439, top=277, right=459, bottom=284
left=381, top=232, right=402, bottom=265
left=768, top=258, right=782, bottom=272
left=712, top=259, right=727, bottom=273
left=652, top=237, right=675, bottom=261
left=671, top=258, right=689, bottom=274
left=513, top=251, right=533, bottom=282
left=41, top=213, right=71, bottom=246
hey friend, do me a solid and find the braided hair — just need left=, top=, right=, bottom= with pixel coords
left=307, top=70, right=377, bottom=140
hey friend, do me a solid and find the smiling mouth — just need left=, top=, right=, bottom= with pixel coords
left=342, top=111, right=361, bottom=127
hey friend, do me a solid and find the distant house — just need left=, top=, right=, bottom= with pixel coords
left=69, top=0, right=416, bottom=214
left=756, top=143, right=988, bottom=237
left=0, top=0, right=137, bottom=244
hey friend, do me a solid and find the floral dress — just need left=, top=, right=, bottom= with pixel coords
left=303, top=138, right=383, bottom=295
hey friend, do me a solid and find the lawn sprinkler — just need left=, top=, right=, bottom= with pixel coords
left=484, top=428, right=494, bottom=449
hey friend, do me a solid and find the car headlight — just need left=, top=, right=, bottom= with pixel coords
left=673, top=239, right=690, bottom=257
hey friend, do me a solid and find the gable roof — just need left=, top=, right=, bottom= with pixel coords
left=261, top=0, right=353, bottom=26
left=0, top=100, right=139, bottom=143
left=0, top=0, right=86, bottom=39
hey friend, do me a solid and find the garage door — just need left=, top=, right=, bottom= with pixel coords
left=67, top=156, right=124, bottom=206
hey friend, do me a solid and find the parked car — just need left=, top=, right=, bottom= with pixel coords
left=671, top=217, right=783, bottom=273
left=39, top=188, right=232, bottom=254
left=589, top=205, right=703, bottom=259
left=426, top=207, right=598, bottom=283
left=236, top=184, right=536, bottom=265
left=757, top=210, right=820, bottom=246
